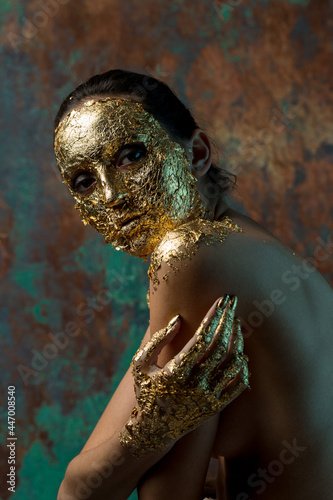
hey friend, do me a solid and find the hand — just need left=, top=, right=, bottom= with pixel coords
left=119, top=295, right=250, bottom=458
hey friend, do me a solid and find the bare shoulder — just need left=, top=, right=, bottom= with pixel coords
left=148, top=214, right=244, bottom=291
left=148, top=208, right=332, bottom=362
left=148, top=208, right=310, bottom=311
left=147, top=211, right=286, bottom=361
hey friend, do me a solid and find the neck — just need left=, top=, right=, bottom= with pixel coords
left=213, top=197, right=230, bottom=221
left=202, top=195, right=229, bottom=222
left=195, top=177, right=230, bottom=222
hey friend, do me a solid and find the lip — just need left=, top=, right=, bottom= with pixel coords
left=119, top=215, right=141, bottom=228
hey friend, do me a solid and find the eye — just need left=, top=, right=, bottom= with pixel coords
left=116, top=143, right=147, bottom=168
left=72, top=173, right=96, bottom=194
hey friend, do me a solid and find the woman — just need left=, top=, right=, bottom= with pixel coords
left=54, top=69, right=333, bottom=500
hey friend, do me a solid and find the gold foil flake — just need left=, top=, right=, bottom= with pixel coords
left=54, top=97, right=210, bottom=259
left=148, top=215, right=243, bottom=290
left=118, top=296, right=250, bottom=458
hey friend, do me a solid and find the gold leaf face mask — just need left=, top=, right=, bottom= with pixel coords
left=54, top=98, right=209, bottom=259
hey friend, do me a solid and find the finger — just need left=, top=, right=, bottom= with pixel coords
left=185, top=295, right=238, bottom=380
left=208, top=320, right=246, bottom=394
left=214, top=317, right=244, bottom=371
left=196, top=301, right=240, bottom=371
left=132, top=315, right=181, bottom=370
left=194, top=317, right=242, bottom=390
left=203, top=295, right=238, bottom=363
left=217, top=360, right=251, bottom=408
left=147, top=317, right=181, bottom=367
left=230, top=318, right=244, bottom=356
left=163, top=295, right=232, bottom=378
left=213, top=353, right=249, bottom=398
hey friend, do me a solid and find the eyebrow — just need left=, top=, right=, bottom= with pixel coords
left=61, top=134, right=142, bottom=175
left=76, top=144, right=104, bottom=162
left=92, top=135, right=142, bottom=160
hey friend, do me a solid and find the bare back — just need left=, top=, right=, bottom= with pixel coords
left=211, top=209, right=333, bottom=499
left=149, top=207, right=333, bottom=499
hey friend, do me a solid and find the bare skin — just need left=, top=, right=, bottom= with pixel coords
left=145, top=204, right=333, bottom=500
left=56, top=95, right=333, bottom=499
left=59, top=203, right=333, bottom=500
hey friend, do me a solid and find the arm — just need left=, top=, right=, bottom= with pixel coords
left=58, top=230, right=250, bottom=499
left=137, top=415, right=220, bottom=500
left=135, top=242, right=250, bottom=499
left=133, top=256, right=216, bottom=500
left=58, top=431, right=173, bottom=500
left=58, top=300, right=246, bottom=500
left=58, top=326, right=174, bottom=500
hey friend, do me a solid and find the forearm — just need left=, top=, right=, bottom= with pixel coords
left=137, top=415, right=220, bottom=500
left=57, top=331, right=175, bottom=500
left=58, top=427, right=174, bottom=500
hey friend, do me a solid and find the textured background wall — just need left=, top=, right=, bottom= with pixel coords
left=0, top=0, right=332, bottom=498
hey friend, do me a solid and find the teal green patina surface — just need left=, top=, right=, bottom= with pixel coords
left=0, top=0, right=332, bottom=499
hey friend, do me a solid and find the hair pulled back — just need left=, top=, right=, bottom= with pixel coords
left=54, top=69, right=236, bottom=197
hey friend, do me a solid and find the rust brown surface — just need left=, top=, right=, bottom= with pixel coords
left=0, top=1, right=331, bottom=498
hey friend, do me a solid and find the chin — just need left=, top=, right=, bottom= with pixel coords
left=104, top=231, right=156, bottom=260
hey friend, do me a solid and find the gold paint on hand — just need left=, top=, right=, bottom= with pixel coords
left=119, top=295, right=250, bottom=458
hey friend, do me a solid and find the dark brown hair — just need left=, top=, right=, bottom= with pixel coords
left=54, top=69, right=236, bottom=197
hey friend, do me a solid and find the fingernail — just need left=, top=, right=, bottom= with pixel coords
left=229, top=295, right=238, bottom=309
left=168, top=315, right=180, bottom=328
left=217, top=295, right=229, bottom=310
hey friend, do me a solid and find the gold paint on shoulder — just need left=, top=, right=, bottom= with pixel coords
left=148, top=215, right=242, bottom=290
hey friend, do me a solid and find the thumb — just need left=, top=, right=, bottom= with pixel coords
left=148, top=315, right=181, bottom=366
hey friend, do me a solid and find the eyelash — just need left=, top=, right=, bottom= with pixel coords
left=119, top=143, right=148, bottom=168
left=71, top=143, right=147, bottom=194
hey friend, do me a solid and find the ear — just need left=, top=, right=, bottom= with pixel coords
left=185, top=128, right=213, bottom=179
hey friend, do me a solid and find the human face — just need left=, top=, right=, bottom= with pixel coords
left=54, top=98, right=208, bottom=258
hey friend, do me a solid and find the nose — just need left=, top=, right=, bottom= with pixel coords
left=104, top=194, right=128, bottom=209
left=99, top=170, right=128, bottom=208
